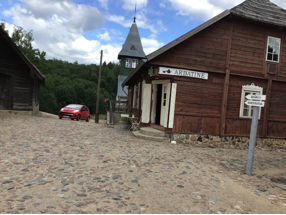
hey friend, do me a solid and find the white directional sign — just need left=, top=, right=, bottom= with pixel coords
left=245, top=100, right=265, bottom=107
left=246, top=94, right=266, bottom=100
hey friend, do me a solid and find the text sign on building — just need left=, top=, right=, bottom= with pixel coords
left=246, top=94, right=266, bottom=101
left=245, top=100, right=265, bottom=107
left=159, top=67, right=208, bottom=80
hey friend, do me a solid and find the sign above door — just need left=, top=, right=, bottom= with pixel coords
left=159, top=67, right=208, bottom=80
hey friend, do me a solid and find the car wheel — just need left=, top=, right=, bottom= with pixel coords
left=76, top=115, right=81, bottom=121
left=71, top=118, right=74, bottom=120
left=59, top=117, right=62, bottom=119
left=86, top=116, right=90, bottom=122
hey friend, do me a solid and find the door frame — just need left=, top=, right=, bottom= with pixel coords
left=151, top=79, right=171, bottom=127
left=0, top=71, right=14, bottom=110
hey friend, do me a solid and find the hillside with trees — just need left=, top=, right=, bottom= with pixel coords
left=1, top=23, right=120, bottom=115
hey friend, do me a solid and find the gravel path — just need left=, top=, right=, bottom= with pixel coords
left=0, top=113, right=286, bottom=214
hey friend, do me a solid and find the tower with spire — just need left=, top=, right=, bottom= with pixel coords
left=116, top=17, right=146, bottom=102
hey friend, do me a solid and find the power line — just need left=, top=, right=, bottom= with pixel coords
left=148, top=0, right=177, bottom=22
left=155, top=0, right=203, bottom=33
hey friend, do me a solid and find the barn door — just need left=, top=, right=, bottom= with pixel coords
left=0, top=74, right=10, bottom=110
left=141, top=82, right=152, bottom=123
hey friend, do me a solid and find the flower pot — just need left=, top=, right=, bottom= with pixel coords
left=123, top=122, right=131, bottom=130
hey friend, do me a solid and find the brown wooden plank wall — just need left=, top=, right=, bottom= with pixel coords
left=279, top=35, right=286, bottom=78
left=229, top=21, right=266, bottom=76
left=225, top=75, right=267, bottom=136
left=267, top=81, right=286, bottom=137
left=0, top=33, right=34, bottom=110
left=172, top=73, right=224, bottom=134
left=150, top=20, right=230, bottom=73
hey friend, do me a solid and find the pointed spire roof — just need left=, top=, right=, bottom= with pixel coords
left=118, top=20, right=146, bottom=59
left=231, top=0, right=286, bottom=27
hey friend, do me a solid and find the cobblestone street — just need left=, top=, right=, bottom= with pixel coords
left=0, top=113, right=286, bottom=214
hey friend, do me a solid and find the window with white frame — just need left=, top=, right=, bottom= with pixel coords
left=266, top=36, right=281, bottom=63
left=125, top=58, right=138, bottom=68
left=239, top=84, right=263, bottom=119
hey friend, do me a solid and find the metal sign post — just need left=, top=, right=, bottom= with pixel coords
left=245, top=92, right=266, bottom=175
left=246, top=105, right=260, bottom=175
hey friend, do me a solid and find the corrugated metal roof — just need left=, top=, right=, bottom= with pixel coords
left=231, top=0, right=286, bottom=27
left=117, top=75, right=128, bottom=97
left=118, top=21, right=146, bottom=59
left=0, top=26, right=45, bottom=85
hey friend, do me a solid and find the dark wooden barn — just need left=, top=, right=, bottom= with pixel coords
left=0, top=26, right=45, bottom=113
left=122, top=0, right=286, bottom=139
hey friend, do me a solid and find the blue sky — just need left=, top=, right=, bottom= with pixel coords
left=1, top=0, right=286, bottom=64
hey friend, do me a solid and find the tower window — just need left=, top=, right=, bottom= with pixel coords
left=125, top=58, right=138, bottom=68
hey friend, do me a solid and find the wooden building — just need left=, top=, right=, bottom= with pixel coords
left=0, top=26, right=45, bottom=112
left=122, top=0, right=286, bottom=139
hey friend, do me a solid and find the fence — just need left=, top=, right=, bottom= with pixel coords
left=106, top=100, right=128, bottom=125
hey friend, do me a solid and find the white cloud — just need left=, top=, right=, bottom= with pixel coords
left=141, top=38, right=164, bottom=55
left=159, top=3, right=166, bottom=8
left=0, top=21, right=16, bottom=37
left=149, top=34, right=157, bottom=39
left=272, top=0, right=286, bottom=8
left=3, top=0, right=123, bottom=64
left=166, top=0, right=285, bottom=21
left=107, top=12, right=167, bottom=34
left=97, top=32, right=111, bottom=41
left=121, top=0, right=148, bottom=11
left=99, top=0, right=109, bottom=9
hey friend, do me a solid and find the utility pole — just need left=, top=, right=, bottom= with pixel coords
left=95, top=50, right=103, bottom=123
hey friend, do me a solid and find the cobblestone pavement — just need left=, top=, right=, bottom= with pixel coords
left=1, top=113, right=286, bottom=214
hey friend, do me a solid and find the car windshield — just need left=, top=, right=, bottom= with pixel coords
left=65, top=104, right=82, bottom=110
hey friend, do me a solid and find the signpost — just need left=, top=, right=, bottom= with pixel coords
left=245, top=92, right=266, bottom=176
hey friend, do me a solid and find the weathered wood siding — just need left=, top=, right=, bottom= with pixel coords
left=267, top=81, right=286, bottom=137
left=172, top=73, right=224, bottom=134
left=229, top=21, right=266, bottom=77
left=0, top=33, right=36, bottom=110
left=150, top=20, right=230, bottom=73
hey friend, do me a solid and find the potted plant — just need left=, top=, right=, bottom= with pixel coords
left=132, top=113, right=135, bottom=118
left=121, top=117, right=132, bottom=130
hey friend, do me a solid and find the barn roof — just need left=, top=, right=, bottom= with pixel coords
left=0, top=26, right=45, bottom=85
left=118, top=20, right=146, bottom=59
left=231, top=0, right=286, bottom=27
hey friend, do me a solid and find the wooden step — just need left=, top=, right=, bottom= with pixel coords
left=133, top=131, right=169, bottom=142
left=140, top=127, right=166, bottom=137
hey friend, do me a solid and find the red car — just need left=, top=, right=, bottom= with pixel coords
left=58, top=104, right=90, bottom=122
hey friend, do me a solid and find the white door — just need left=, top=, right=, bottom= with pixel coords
left=160, top=83, right=170, bottom=127
left=141, top=82, right=152, bottom=123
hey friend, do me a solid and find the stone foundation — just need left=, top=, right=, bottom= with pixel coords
left=0, top=104, right=40, bottom=115
left=169, top=133, right=286, bottom=151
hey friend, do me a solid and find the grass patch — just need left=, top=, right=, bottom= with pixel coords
left=90, top=114, right=106, bottom=120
